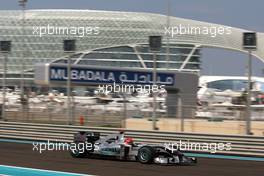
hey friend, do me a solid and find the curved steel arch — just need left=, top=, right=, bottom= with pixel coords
left=166, top=16, right=264, bottom=61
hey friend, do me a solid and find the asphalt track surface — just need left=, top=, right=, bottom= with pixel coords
left=0, top=142, right=263, bottom=176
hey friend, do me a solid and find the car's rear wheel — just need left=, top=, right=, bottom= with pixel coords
left=137, top=146, right=155, bottom=164
left=70, top=143, right=87, bottom=158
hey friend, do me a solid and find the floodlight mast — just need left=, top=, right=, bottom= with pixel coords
left=63, top=40, right=76, bottom=125
left=18, top=0, right=27, bottom=116
left=149, top=36, right=162, bottom=130
left=0, top=41, right=11, bottom=121
left=243, top=32, right=257, bottom=135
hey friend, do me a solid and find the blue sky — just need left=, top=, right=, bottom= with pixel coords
left=1, top=0, right=264, bottom=76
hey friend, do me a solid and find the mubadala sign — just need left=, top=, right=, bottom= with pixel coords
left=35, top=63, right=178, bottom=87
left=35, top=63, right=198, bottom=90
left=50, top=65, right=174, bottom=85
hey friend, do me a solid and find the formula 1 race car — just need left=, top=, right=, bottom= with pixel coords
left=70, top=131, right=197, bottom=165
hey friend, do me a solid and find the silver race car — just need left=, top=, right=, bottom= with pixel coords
left=70, top=131, right=197, bottom=165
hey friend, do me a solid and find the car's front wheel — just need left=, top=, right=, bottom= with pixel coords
left=137, top=146, right=155, bottom=164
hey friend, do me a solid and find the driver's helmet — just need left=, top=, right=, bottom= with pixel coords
left=124, top=137, right=134, bottom=145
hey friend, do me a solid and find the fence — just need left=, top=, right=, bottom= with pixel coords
left=1, top=93, right=264, bottom=135
left=1, top=93, right=197, bottom=126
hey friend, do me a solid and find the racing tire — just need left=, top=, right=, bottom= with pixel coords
left=70, top=142, right=87, bottom=158
left=137, top=146, right=156, bottom=164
